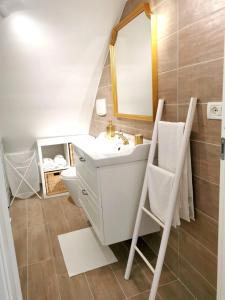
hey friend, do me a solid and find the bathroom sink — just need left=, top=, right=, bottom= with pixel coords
left=72, top=132, right=151, bottom=167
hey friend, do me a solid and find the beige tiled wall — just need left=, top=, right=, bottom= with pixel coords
left=90, top=0, right=225, bottom=298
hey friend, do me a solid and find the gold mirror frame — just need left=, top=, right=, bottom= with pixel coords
left=110, top=3, right=158, bottom=122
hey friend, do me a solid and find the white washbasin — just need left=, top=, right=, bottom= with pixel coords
left=72, top=132, right=151, bottom=167
left=94, top=132, right=135, bottom=156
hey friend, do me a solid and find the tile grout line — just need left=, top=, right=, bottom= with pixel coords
left=177, top=278, right=196, bottom=300
left=195, top=208, right=218, bottom=225
left=178, top=56, right=224, bottom=71
left=126, top=289, right=150, bottom=299
left=180, top=255, right=217, bottom=292
left=109, top=264, right=128, bottom=299
left=178, top=102, right=222, bottom=106
left=179, top=227, right=217, bottom=258
left=84, top=273, right=95, bottom=300
left=157, top=30, right=178, bottom=43
left=132, top=242, right=180, bottom=293
left=92, top=119, right=154, bottom=134
left=158, top=56, right=224, bottom=76
left=46, top=225, right=62, bottom=300
left=191, top=138, right=220, bottom=147
left=178, top=6, right=225, bottom=33
left=193, top=174, right=219, bottom=187
left=119, top=241, right=157, bottom=293
left=139, top=237, right=181, bottom=288
left=158, top=278, right=178, bottom=288
left=40, top=197, right=62, bottom=300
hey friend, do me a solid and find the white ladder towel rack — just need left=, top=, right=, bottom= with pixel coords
left=125, top=97, right=197, bottom=300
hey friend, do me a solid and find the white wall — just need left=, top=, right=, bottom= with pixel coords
left=0, top=0, right=125, bottom=152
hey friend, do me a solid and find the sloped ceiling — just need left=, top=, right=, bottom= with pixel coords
left=0, top=0, right=125, bottom=152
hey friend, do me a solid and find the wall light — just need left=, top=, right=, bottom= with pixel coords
left=10, top=14, right=45, bottom=46
left=96, top=98, right=107, bottom=116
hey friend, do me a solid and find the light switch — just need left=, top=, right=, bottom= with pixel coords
left=207, top=102, right=222, bottom=120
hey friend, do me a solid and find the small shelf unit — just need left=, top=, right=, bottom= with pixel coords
left=37, top=136, right=76, bottom=199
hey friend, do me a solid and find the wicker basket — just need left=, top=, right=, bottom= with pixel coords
left=45, top=170, right=68, bottom=196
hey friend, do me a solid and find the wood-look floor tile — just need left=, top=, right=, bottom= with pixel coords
left=181, top=210, right=218, bottom=255
left=12, top=226, right=28, bottom=268
left=135, top=240, right=176, bottom=286
left=41, top=197, right=65, bottom=227
left=28, top=259, right=60, bottom=300
left=180, top=229, right=217, bottom=287
left=28, top=198, right=45, bottom=228
left=57, top=274, right=93, bottom=300
left=110, top=243, right=151, bottom=298
left=143, top=232, right=179, bottom=277
left=86, top=265, right=125, bottom=300
left=47, top=218, right=69, bottom=258
left=128, top=291, right=149, bottom=300
left=19, top=266, right=27, bottom=300
left=53, top=255, right=68, bottom=276
left=180, top=257, right=216, bottom=300
left=60, top=197, right=89, bottom=231
left=128, top=291, right=161, bottom=300
left=10, top=199, right=27, bottom=230
left=158, top=280, right=194, bottom=299
left=28, top=224, right=52, bottom=264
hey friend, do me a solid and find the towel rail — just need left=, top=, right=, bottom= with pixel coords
left=125, top=97, right=197, bottom=300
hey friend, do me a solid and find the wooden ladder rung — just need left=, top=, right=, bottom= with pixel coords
left=134, top=246, right=155, bottom=274
left=142, top=207, right=165, bottom=228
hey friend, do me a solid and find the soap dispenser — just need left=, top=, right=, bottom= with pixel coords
left=106, top=120, right=115, bottom=138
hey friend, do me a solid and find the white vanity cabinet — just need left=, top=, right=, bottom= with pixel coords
left=74, top=146, right=159, bottom=245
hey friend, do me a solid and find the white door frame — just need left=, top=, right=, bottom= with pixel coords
left=0, top=153, right=22, bottom=299
left=217, top=38, right=225, bottom=300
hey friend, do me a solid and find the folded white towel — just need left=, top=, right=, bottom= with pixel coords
left=43, top=158, right=55, bottom=171
left=148, top=164, right=180, bottom=227
left=54, top=155, right=67, bottom=168
left=148, top=121, right=194, bottom=227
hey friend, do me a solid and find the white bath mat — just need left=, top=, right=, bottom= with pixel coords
left=58, top=228, right=118, bottom=277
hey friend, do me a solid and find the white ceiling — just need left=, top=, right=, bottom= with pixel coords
left=0, top=0, right=125, bottom=151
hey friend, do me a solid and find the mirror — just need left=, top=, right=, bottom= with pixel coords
left=110, top=3, right=157, bottom=121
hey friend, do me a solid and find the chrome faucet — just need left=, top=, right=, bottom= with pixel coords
left=115, top=131, right=129, bottom=145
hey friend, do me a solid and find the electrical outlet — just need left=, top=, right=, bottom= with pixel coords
left=207, top=102, right=222, bottom=120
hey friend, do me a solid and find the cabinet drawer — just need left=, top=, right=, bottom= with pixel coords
left=79, top=183, right=102, bottom=239
left=75, top=153, right=99, bottom=197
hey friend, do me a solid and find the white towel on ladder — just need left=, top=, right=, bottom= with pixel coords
left=158, top=121, right=194, bottom=223
left=148, top=164, right=180, bottom=226
left=148, top=121, right=194, bottom=227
